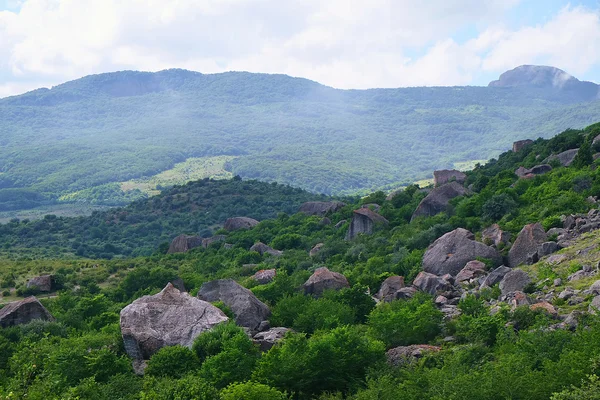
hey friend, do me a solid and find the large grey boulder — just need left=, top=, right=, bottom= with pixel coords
left=411, top=182, right=468, bottom=221
left=376, top=276, right=405, bottom=302
left=250, top=242, right=283, bottom=256
left=499, top=269, right=531, bottom=295
left=167, top=234, right=203, bottom=254
left=253, top=327, right=292, bottom=352
left=0, top=296, right=54, bottom=328
left=508, top=223, right=547, bottom=267
left=197, top=279, right=270, bottom=331
left=26, top=275, right=54, bottom=292
left=303, top=267, right=350, bottom=297
left=455, top=260, right=487, bottom=284
left=422, top=228, right=502, bottom=276
left=515, top=164, right=552, bottom=179
left=252, top=269, right=276, bottom=284
left=546, top=149, right=579, bottom=167
left=346, top=208, right=389, bottom=240
left=538, top=241, right=559, bottom=258
left=299, top=201, right=346, bottom=216
left=480, top=266, right=512, bottom=288
left=309, top=243, right=325, bottom=257
left=412, top=271, right=452, bottom=295
left=223, top=217, right=259, bottom=231
left=433, top=169, right=466, bottom=187
left=120, top=283, right=228, bottom=360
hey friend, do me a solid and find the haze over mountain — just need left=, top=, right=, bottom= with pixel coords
left=1, top=64, right=600, bottom=213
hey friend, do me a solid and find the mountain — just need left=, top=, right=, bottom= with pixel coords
left=1, top=65, right=600, bottom=212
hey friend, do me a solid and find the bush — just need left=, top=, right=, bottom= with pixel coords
left=193, top=321, right=251, bottom=362
left=221, top=382, right=288, bottom=400
left=145, top=345, right=199, bottom=379
left=367, top=294, right=443, bottom=347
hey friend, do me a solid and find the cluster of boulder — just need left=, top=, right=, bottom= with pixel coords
left=554, top=209, right=600, bottom=248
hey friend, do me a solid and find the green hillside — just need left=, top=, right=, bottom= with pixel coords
left=1, top=68, right=600, bottom=212
left=3, top=123, right=600, bottom=398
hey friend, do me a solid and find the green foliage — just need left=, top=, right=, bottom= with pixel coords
left=221, top=382, right=288, bottom=400
left=140, top=374, right=219, bottom=400
left=145, top=345, right=199, bottom=379
left=367, top=294, right=443, bottom=347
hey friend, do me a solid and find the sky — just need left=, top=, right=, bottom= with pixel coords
left=0, top=0, right=599, bottom=97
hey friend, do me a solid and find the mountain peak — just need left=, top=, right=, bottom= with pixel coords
left=488, top=65, right=579, bottom=89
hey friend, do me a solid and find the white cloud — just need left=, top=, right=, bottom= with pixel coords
left=0, top=1, right=598, bottom=96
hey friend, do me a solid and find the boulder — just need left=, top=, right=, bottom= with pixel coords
left=202, top=235, right=227, bottom=248
left=387, top=345, right=441, bottom=367
left=589, top=295, right=600, bottom=314
left=253, top=327, right=291, bottom=352
left=499, top=269, right=531, bottom=295
left=412, top=271, right=452, bottom=295
left=346, top=208, right=389, bottom=240
left=512, top=139, right=534, bottom=153
left=589, top=280, right=600, bottom=295
left=252, top=269, right=276, bottom=284
left=0, top=296, right=55, bottom=328
left=480, top=266, right=512, bottom=288
left=167, top=234, right=203, bottom=254
left=515, top=164, right=552, bottom=179
left=303, top=267, right=350, bottom=297
left=530, top=301, right=557, bottom=316
left=507, top=223, right=547, bottom=267
left=481, top=224, right=511, bottom=248
left=299, top=201, right=346, bottom=216
left=376, top=276, right=405, bottom=302
left=546, top=149, right=579, bottom=167
left=395, top=287, right=418, bottom=299
left=537, top=241, right=559, bottom=258
left=197, top=279, right=270, bottom=331
left=422, top=228, right=502, bottom=276
left=433, top=169, right=467, bottom=187
left=455, top=260, right=487, bottom=284
left=411, top=182, right=468, bottom=221
left=171, top=278, right=187, bottom=292
left=505, top=291, right=530, bottom=308
left=309, top=243, right=325, bottom=257
left=120, top=283, right=228, bottom=360
left=334, top=220, right=347, bottom=229
left=26, top=275, right=54, bottom=292
left=250, top=242, right=283, bottom=256
left=223, top=217, right=259, bottom=231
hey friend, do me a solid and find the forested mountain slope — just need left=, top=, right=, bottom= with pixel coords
left=3, top=123, right=600, bottom=398
left=1, top=65, right=599, bottom=212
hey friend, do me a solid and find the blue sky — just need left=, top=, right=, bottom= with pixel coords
left=1, top=0, right=599, bottom=96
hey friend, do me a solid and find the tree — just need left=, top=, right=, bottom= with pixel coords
left=145, top=345, right=199, bottom=379
left=221, top=382, right=288, bottom=400
left=573, top=136, right=593, bottom=169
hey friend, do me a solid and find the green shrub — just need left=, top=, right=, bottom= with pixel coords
left=145, top=345, right=199, bottom=379
left=221, top=382, right=288, bottom=400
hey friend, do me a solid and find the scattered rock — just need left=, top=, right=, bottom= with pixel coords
left=412, top=271, right=452, bottom=295
left=167, top=234, right=203, bottom=254
left=455, top=260, right=487, bottom=284
left=386, top=345, right=441, bottom=367
left=553, top=278, right=562, bottom=287
left=499, top=269, right=531, bottom=295
left=433, top=169, right=467, bottom=187
left=252, top=269, right=276, bottom=284
left=223, top=217, right=259, bottom=231
left=411, top=182, right=469, bottom=221
left=376, top=276, right=405, bottom=302
left=589, top=280, right=600, bottom=295
left=435, top=295, right=448, bottom=305
left=0, top=296, right=55, bottom=328
left=197, top=279, right=271, bottom=331
left=480, top=266, right=512, bottom=288
left=395, top=287, right=418, bottom=299
left=530, top=301, right=557, bottom=316
left=422, top=228, right=502, bottom=276
left=440, top=305, right=462, bottom=320
left=589, top=295, right=600, bottom=314
left=120, top=283, right=228, bottom=360
left=562, top=311, right=581, bottom=330
left=309, top=243, right=325, bottom=257
left=299, top=201, right=346, bottom=216
left=26, top=275, right=54, bottom=292
left=512, top=139, right=534, bottom=153
left=253, top=327, right=291, bottom=352
left=568, top=265, right=596, bottom=282
left=547, top=254, right=567, bottom=265
left=346, top=208, right=389, bottom=240
left=538, top=241, right=559, bottom=258
left=303, top=267, right=350, bottom=297
left=558, top=287, right=577, bottom=300
left=507, top=223, right=547, bottom=267
left=504, top=291, right=530, bottom=308
left=482, top=224, right=511, bottom=248
left=250, top=242, right=283, bottom=256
